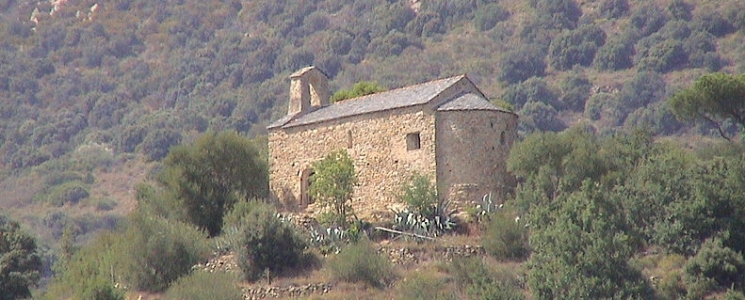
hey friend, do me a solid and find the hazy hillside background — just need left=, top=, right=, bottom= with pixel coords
left=1, top=0, right=744, bottom=283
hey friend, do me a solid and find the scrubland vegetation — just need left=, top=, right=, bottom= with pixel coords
left=1, top=0, right=745, bottom=299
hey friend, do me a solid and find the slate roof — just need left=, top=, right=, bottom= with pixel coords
left=437, top=93, right=507, bottom=111
left=268, top=74, right=511, bottom=129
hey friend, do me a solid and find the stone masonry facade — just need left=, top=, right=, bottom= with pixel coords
left=267, top=66, right=517, bottom=218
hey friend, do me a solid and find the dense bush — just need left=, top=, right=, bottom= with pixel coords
left=684, top=238, right=745, bottom=298
left=499, top=46, right=547, bottom=84
left=328, top=240, right=394, bottom=288
left=548, top=25, right=606, bottom=70
left=599, top=0, right=629, bottom=19
left=594, top=36, right=634, bottom=70
left=623, top=104, right=684, bottom=135
left=667, top=0, right=693, bottom=21
left=309, top=149, right=357, bottom=228
left=518, top=101, right=566, bottom=133
left=530, top=0, right=581, bottom=30
left=399, top=173, right=438, bottom=218
left=119, top=211, right=210, bottom=292
left=502, top=77, right=559, bottom=110
left=693, top=9, right=735, bottom=37
left=448, top=257, right=524, bottom=300
left=42, top=232, right=124, bottom=300
left=236, top=202, right=309, bottom=282
left=165, top=271, right=243, bottom=300
left=473, top=3, right=510, bottom=32
left=630, top=4, right=667, bottom=38
left=635, top=39, right=688, bottom=73
left=35, top=180, right=90, bottom=206
left=584, top=92, right=624, bottom=125
left=393, top=173, right=456, bottom=237
left=559, top=70, right=592, bottom=112
left=528, top=182, right=654, bottom=299
left=482, top=209, right=529, bottom=261
left=0, top=215, right=42, bottom=300
left=619, top=71, right=666, bottom=115
left=397, top=272, right=455, bottom=300
left=141, top=128, right=182, bottom=162
left=684, top=30, right=721, bottom=70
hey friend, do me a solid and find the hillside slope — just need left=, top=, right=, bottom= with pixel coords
left=0, top=0, right=744, bottom=274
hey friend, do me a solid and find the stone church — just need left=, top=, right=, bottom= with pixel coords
left=267, top=66, right=517, bottom=217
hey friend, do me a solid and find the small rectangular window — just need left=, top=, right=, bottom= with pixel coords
left=406, top=132, right=421, bottom=150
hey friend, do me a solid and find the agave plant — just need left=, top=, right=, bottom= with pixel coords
left=474, top=192, right=503, bottom=222
left=307, top=224, right=348, bottom=255
left=392, top=197, right=457, bottom=238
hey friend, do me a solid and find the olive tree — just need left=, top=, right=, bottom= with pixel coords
left=159, top=131, right=269, bottom=236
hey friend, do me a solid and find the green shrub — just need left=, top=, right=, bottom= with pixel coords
left=720, top=289, right=745, bottom=300
left=599, top=0, right=629, bottom=19
left=165, top=271, right=243, bottom=300
left=331, top=81, right=386, bottom=102
left=559, top=70, right=592, bottom=112
left=216, top=199, right=263, bottom=252
left=119, top=211, right=210, bottom=292
left=657, top=271, right=685, bottom=300
left=501, top=77, right=559, bottom=111
left=498, top=46, right=546, bottom=84
left=394, top=173, right=456, bottom=237
left=684, top=237, right=745, bottom=297
left=473, top=3, right=509, bottom=31
left=35, top=180, right=89, bottom=206
left=42, top=232, right=124, bottom=300
left=548, top=24, right=606, bottom=70
left=595, top=36, right=634, bottom=70
left=398, top=272, right=455, bottom=300
left=328, top=240, right=394, bottom=288
left=400, top=173, right=438, bottom=218
left=482, top=210, right=530, bottom=261
left=236, top=202, right=309, bottom=282
left=448, top=257, right=524, bottom=300
left=93, top=197, right=118, bottom=211
left=0, top=215, right=42, bottom=300
left=518, top=101, right=566, bottom=133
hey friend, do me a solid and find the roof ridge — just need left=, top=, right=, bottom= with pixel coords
left=269, top=74, right=468, bottom=129
left=339, top=74, right=466, bottom=103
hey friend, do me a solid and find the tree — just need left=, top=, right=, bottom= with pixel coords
left=159, top=131, right=269, bottom=236
left=530, top=0, right=582, bottom=30
left=599, top=0, right=629, bottom=19
left=331, top=81, right=386, bottom=102
left=473, top=3, right=510, bottom=31
left=528, top=182, right=654, bottom=300
left=499, top=45, right=547, bottom=84
left=309, top=149, right=357, bottom=227
left=595, top=35, right=635, bottom=71
left=668, top=72, right=745, bottom=141
left=0, top=215, right=41, bottom=300
left=619, top=71, right=666, bottom=115
left=548, top=25, right=606, bottom=70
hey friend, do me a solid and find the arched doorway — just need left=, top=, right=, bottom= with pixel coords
left=300, top=168, right=315, bottom=207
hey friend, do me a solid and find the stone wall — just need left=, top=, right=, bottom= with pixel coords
left=435, top=109, right=518, bottom=209
left=268, top=105, right=437, bottom=219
